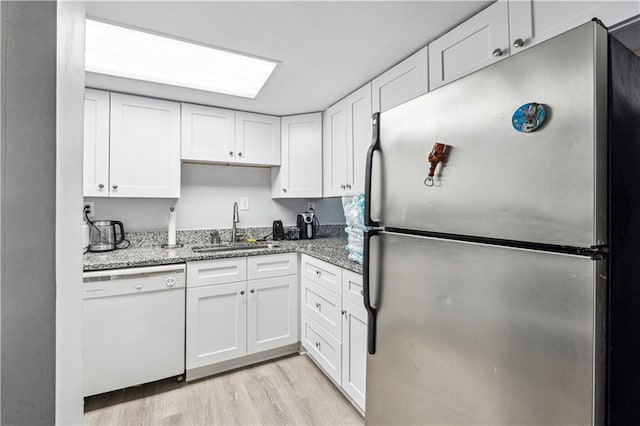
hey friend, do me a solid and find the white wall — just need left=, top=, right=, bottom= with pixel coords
left=56, top=1, right=85, bottom=424
left=87, top=163, right=347, bottom=232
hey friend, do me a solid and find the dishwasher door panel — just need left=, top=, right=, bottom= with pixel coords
left=83, top=286, right=185, bottom=396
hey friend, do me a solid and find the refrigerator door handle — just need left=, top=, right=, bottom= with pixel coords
left=364, top=229, right=379, bottom=354
left=365, top=112, right=381, bottom=227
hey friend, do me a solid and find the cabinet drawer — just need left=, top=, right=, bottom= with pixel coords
left=302, top=313, right=341, bottom=384
left=247, top=253, right=297, bottom=280
left=302, top=278, right=342, bottom=340
left=187, top=258, right=247, bottom=288
left=301, top=254, right=342, bottom=295
left=342, top=270, right=364, bottom=307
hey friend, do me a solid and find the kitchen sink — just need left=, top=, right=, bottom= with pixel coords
left=192, top=243, right=282, bottom=253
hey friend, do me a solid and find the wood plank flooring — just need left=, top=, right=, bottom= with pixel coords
left=84, top=354, right=364, bottom=426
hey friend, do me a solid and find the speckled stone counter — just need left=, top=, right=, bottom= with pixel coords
left=83, top=236, right=363, bottom=274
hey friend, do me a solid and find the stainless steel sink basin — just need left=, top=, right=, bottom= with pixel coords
left=192, top=243, right=282, bottom=253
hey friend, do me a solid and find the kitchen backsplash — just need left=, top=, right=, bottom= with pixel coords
left=125, top=224, right=347, bottom=248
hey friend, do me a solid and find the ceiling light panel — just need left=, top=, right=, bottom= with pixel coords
left=85, top=19, right=277, bottom=99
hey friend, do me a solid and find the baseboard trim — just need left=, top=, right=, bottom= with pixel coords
left=186, top=343, right=301, bottom=381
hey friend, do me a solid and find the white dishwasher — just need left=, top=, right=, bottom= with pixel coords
left=83, top=264, right=185, bottom=396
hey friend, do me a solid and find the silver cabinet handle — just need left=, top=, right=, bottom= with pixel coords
left=112, top=184, right=118, bottom=189
left=98, top=183, right=104, bottom=189
left=342, top=310, right=347, bottom=316
left=315, top=270, right=321, bottom=276
left=229, top=151, right=234, bottom=157
left=240, top=290, right=245, bottom=295
left=341, top=184, right=346, bottom=190
left=250, top=289, right=255, bottom=294
left=492, top=48, right=503, bottom=57
left=513, top=38, right=525, bottom=48
left=282, top=188, right=287, bottom=193
left=346, top=184, right=351, bottom=189
left=238, top=152, right=243, bottom=157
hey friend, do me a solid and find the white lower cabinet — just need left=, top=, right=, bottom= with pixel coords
left=247, top=275, right=298, bottom=354
left=186, top=254, right=298, bottom=379
left=302, top=313, right=342, bottom=384
left=341, top=298, right=368, bottom=411
left=186, top=281, right=247, bottom=368
left=301, top=254, right=366, bottom=413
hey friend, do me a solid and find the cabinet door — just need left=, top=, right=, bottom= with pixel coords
left=302, top=278, right=342, bottom=339
left=429, top=0, right=509, bottom=90
left=322, top=100, right=348, bottom=197
left=372, top=45, right=428, bottom=113
left=110, top=93, right=181, bottom=198
left=341, top=298, right=368, bottom=412
left=247, top=275, right=298, bottom=354
left=247, top=253, right=297, bottom=280
left=83, top=89, right=110, bottom=197
left=181, top=103, right=235, bottom=163
left=509, top=0, right=640, bottom=53
left=346, top=83, right=372, bottom=195
left=272, top=113, right=322, bottom=198
left=186, top=258, right=247, bottom=288
left=235, top=112, right=281, bottom=166
left=301, top=254, right=343, bottom=295
left=302, top=313, right=342, bottom=384
left=342, top=270, right=364, bottom=307
left=186, top=282, right=247, bottom=369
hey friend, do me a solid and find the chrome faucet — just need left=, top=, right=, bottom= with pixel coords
left=231, top=202, right=240, bottom=243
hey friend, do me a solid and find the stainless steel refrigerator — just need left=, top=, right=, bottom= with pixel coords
left=363, top=21, right=640, bottom=425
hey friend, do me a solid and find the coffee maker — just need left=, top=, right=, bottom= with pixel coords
left=297, top=210, right=319, bottom=239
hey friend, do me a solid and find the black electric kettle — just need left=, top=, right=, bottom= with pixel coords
left=88, top=220, right=126, bottom=252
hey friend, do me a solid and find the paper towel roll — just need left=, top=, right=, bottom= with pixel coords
left=168, top=207, right=177, bottom=246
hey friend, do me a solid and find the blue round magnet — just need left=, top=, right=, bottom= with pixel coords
left=512, top=102, right=546, bottom=133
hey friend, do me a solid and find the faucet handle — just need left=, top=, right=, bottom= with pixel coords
left=210, top=230, right=221, bottom=245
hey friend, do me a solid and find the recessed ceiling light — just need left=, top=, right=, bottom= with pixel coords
left=85, top=19, right=278, bottom=99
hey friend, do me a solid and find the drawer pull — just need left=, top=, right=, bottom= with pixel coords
left=342, top=310, right=346, bottom=316
left=315, top=270, right=321, bottom=276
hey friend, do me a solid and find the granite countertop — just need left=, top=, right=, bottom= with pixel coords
left=83, top=236, right=363, bottom=274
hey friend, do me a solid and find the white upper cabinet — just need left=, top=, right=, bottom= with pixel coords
left=509, top=0, right=640, bottom=53
left=372, top=46, right=428, bottom=113
left=181, top=103, right=235, bottom=163
left=323, top=100, right=348, bottom=197
left=83, top=89, right=110, bottom=197
left=429, top=0, right=510, bottom=90
left=110, top=93, right=181, bottom=198
left=346, top=83, right=372, bottom=195
left=323, top=83, right=372, bottom=197
left=235, top=112, right=281, bottom=166
left=272, top=113, right=323, bottom=198
left=182, top=103, right=281, bottom=166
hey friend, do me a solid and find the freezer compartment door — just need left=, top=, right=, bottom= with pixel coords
left=365, top=232, right=605, bottom=425
left=369, top=22, right=607, bottom=248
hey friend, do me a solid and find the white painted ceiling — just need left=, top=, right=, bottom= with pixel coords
left=85, top=1, right=492, bottom=116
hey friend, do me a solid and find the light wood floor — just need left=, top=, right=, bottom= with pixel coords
left=84, top=354, right=364, bottom=426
